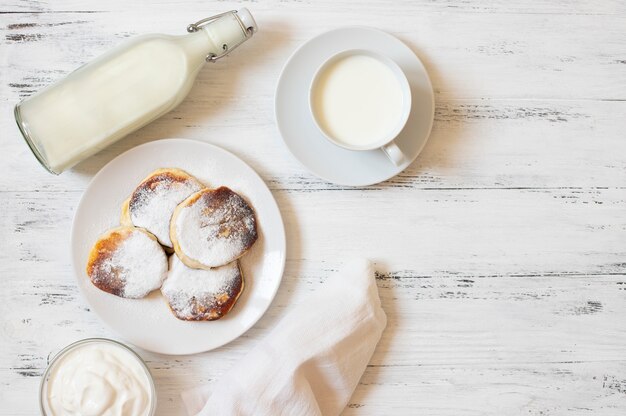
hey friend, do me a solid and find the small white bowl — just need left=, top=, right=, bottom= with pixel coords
left=40, top=338, right=157, bottom=416
left=309, top=49, right=412, bottom=165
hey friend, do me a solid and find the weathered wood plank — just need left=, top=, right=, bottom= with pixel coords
left=2, top=267, right=625, bottom=414
left=1, top=1, right=626, bottom=415
left=1, top=7, right=626, bottom=103
left=2, top=187, right=625, bottom=274
left=2, top=0, right=626, bottom=15
left=1, top=97, right=625, bottom=192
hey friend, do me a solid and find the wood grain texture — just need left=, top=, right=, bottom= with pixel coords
left=1, top=0, right=625, bottom=415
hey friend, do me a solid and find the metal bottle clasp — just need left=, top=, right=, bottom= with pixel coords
left=187, top=10, right=254, bottom=63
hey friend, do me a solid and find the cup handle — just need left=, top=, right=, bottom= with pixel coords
left=381, top=141, right=407, bottom=166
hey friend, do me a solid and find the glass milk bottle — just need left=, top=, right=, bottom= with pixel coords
left=14, top=9, right=257, bottom=174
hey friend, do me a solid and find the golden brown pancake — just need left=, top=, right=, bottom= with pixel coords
left=86, top=226, right=168, bottom=299
left=125, top=168, right=204, bottom=248
left=161, top=255, right=244, bottom=321
left=170, top=186, right=258, bottom=269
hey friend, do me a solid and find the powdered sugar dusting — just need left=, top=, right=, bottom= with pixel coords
left=161, top=255, right=242, bottom=320
left=130, top=172, right=203, bottom=247
left=174, top=188, right=257, bottom=267
left=92, top=229, right=168, bottom=299
left=75, top=139, right=284, bottom=352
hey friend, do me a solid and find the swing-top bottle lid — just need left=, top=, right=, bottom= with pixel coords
left=237, top=8, right=257, bottom=34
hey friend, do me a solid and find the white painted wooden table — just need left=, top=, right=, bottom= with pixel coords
left=2, top=1, right=626, bottom=414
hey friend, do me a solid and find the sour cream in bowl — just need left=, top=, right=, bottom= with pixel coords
left=40, top=338, right=156, bottom=416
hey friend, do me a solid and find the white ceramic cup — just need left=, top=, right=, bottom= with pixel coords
left=309, top=49, right=411, bottom=166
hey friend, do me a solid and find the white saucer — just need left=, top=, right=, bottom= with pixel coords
left=275, top=26, right=434, bottom=187
left=71, top=139, right=286, bottom=355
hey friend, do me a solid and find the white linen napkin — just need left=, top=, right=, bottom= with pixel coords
left=182, top=259, right=387, bottom=416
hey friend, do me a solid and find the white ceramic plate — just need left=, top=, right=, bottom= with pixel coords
left=71, top=139, right=286, bottom=355
left=275, top=26, right=435, bottom=187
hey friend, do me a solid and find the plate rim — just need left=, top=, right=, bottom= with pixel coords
left=275, top=25, right=435, bottom=187
left=70, top=138, right=287, bottom=355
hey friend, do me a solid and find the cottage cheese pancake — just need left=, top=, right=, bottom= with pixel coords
left=123, top=168, right=204, bottom=248
left=171, top=187, right=258, bottom=269
left=87, top=226, right=167, bottom=298
left=162, top=256, right=244, bottom=321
